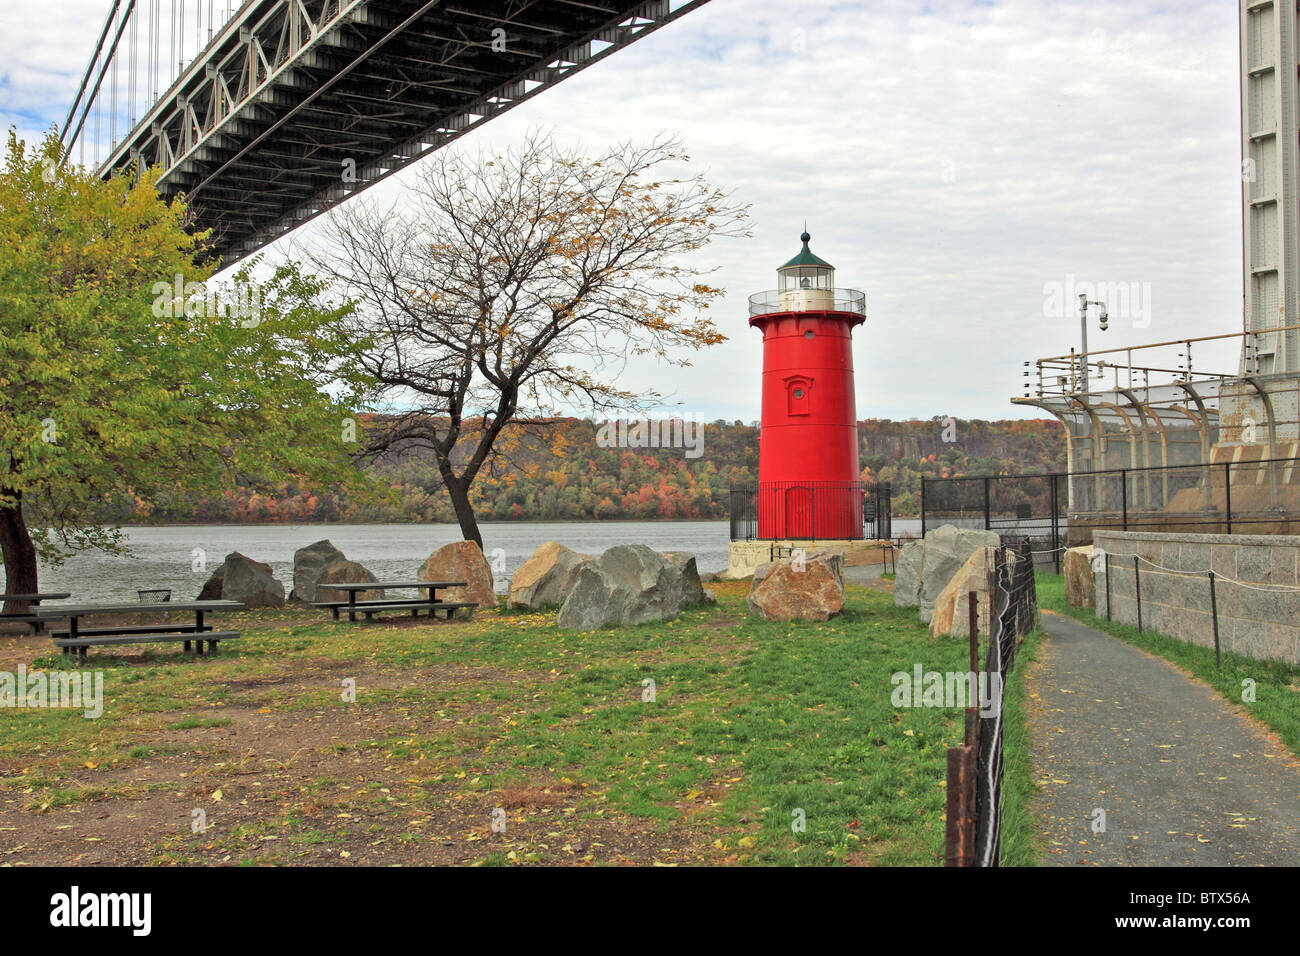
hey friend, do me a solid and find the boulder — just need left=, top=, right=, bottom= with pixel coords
left=662, top=551, right=716, bottom=605
left=508, top=542, right=592, bottom=609
left=418, top=541, right=495, bottom=609
left=197, top=565, right=226, bottom=601
left=197, top=553, right=275, bottom=601
left=894, top=540, right=925, bottom=608
left=216, top=552, right=285, bottom=608
left=290, top=539, right=347, bottom=603
left=1064, top=544, right=1096, bottom=608
left=895, top=526, right=1000, bottom=623
left=316, top=560, right=386, bottom=603
left=747, top=551, right=845, bottom=622
left=556, top=545, right=682, bottom=629
left=928, top=546, right=1016, bottom=638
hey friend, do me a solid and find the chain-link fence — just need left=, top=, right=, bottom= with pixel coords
left=922, top=456, right=1300, bottom=572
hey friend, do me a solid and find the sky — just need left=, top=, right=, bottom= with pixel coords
left=0, top=0, right=1246, bottom=423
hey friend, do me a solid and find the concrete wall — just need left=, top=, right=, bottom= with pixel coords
left=723, top=539, right=896, bottom=580
left=1092, top=530, right=1300, bottom=665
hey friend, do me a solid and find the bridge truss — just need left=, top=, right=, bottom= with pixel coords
left=61, top=0, right=712, bottom=266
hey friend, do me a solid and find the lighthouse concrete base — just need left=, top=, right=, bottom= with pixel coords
left=722, top=539, right=899, bottom=581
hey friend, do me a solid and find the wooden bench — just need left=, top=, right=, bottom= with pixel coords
left=314, top=580, right=473, bottom=622
left=0, top=592, right=72, bottom=634
left=50, top=624, right=215, bottom=638
left=54, top=631, right=240, bottom=662
left=37, top=600, right=245, bottom=663
left=311, top=599, right=477, bottom=621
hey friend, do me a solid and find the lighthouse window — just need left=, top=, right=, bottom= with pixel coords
left=805, top=330, right=814, bottom=339
left=786, top=377, right=812, bottom=416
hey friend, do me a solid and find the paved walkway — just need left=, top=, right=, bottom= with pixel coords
left=1029, top=612, right=1300, bottom=865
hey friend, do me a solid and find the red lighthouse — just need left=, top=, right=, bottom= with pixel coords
left=749, top=231, right=866, bottom=540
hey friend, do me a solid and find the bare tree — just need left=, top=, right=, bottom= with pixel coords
left=306, top=130, right=749, bottom=547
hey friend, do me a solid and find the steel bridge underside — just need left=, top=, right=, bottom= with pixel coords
left=100, top=0, right=708, bottom=266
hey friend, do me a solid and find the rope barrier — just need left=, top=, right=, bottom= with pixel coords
left=1096, top=550, right=1300, bottom=593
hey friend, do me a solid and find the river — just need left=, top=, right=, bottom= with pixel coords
left=28, top=519, right=928, bottom=604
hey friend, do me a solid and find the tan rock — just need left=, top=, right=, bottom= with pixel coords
left=509, top=541, right=591, bottom=609
left=747, top=552, right=845, bottom=622
left=418, top=541, right=496, bottom=609
left=1064, top=545, right=1095, bottom=608
left=929, top=546, right=1013, bottom=638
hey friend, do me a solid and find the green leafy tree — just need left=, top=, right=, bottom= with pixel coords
left=0, top=131, right=371, bottom=610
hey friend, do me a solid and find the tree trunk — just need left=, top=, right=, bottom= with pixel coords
left=443, top=475, right=484, bottom=550
left=0, top=489, right=38, bottom=614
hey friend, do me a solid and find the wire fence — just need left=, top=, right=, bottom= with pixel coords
left=945, top=539, right=1036, bottom=867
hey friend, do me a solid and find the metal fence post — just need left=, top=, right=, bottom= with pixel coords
left=921, top=478, right=927, bottom=538
left=1105, top=551, right=1112, bottom=621
left=1121, top=469, right=1128, bottom=531
left=1209, top=570, right=1221, bottom=668
left=1133, top=555, right=1142, bottom=633
left=1225, top=462, right=1233, bottom=534
left=1050, top=475, right=1061, bottom=574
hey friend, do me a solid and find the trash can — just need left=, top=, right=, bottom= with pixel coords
left=138, top=588, right=171, bottom=624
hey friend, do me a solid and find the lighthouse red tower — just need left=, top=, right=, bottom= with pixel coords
left=749, top=231, right=866, bottom=540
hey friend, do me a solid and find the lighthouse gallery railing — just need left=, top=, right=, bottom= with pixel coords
left=747, top=288, right=867, bottom=317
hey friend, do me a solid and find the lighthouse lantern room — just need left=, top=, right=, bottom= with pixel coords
left=745, top=231, right=867, bottom=542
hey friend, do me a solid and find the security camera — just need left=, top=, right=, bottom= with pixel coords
left=1099, top=308, right=1109, bottom=331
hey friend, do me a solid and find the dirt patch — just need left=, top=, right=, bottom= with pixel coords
left=0, top=648, right=714, bottom=866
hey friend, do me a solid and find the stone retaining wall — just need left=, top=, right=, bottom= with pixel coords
left=1091, top=530, right=1300, bottom=665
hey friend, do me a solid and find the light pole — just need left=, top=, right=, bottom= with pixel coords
left=1077, top=293, right=1109, bottom=395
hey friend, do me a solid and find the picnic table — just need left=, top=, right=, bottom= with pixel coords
left=0, top=593, right=72, bottom=634
left=313, top=580, right=474, bottom=622
left=36, top=599, right=246, bottom=662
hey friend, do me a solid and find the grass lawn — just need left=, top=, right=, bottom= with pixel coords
left=1037, top=573, right=1300, bottom=759
left=0, top=579, right=1045, bottom=866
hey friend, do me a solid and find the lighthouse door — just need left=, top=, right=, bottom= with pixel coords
left=785, top=485, right=813, bottom=539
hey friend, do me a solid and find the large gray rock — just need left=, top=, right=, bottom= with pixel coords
left=556, top=545, right=682, bottom=629
left=894, top=540, right=926, bottom=609
left=661, top=551, right=715, bottom=605
left=508, top=542, right=592, bottom=609
left=291, top=539, right=347, bottom=603
left=197, top=553, right=273, bottom=601
left=215, top=552, right=285, bottom=608
left=316, top=560, right=385, bottom=603
left=894, top=526, right=1000, bottom=623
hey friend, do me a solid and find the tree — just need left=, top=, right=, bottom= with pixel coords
left=306, top=130, right=748, bottom=547
left=0, top=132, right=371, bottom=610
